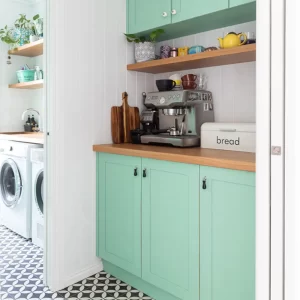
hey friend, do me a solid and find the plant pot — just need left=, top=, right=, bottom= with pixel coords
left=30, top=35, right=39, bottom=43
left=135, top=42, right=155, bottom=63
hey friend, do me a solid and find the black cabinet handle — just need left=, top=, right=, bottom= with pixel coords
left=202, top=177, right=207, bottom=189
left=134, top=168, right=138, bottom=176
left=143, top=169, right=147, bottom=178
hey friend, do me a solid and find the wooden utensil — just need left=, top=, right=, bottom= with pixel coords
left=111, top=92, right=140, bottom=144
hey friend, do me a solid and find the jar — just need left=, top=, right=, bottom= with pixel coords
left=170, top=47, right=178, bottom=57
left=160, top=45, right=171, bottom=59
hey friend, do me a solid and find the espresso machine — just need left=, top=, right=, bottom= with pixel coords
left=132, top=90, right=214, bottom=147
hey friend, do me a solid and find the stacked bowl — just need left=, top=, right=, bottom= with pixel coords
left=181, top=74, right=198, bottom=90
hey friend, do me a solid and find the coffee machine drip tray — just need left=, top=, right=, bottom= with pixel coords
left=141, top=134, right=200, bottom=148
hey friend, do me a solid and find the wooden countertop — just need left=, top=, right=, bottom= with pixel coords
left=93, top=144, right=256, bottom=172
left=0, top=132, right=44, bottom=145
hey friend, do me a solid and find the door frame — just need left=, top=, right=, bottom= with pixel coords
left=256, top=0, right=271, bottom=300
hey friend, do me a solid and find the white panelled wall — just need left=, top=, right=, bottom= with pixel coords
left=47, top=0, right=256, bottom=291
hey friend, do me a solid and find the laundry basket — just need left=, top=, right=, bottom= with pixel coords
left=16, top=70, right=35, bottom=83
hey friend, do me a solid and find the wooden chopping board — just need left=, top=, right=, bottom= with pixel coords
left=111, top=92, right=140, bottom=144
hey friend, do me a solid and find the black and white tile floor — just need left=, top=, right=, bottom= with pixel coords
left=0, top=225, right=152, bottom=300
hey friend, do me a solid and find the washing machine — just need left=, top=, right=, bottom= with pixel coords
left=0, top=141, right=43, bottom=239
left=31, top=148, right=44, bottom=248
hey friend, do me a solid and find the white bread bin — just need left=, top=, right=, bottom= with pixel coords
left=201, top=123, right=256, bottom=153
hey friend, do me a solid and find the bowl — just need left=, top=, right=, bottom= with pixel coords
left=182, top=81, right=198, bottom=90
left=181, top=74, right=198, bottom=82
left=156, top=79, right=176, bottom=92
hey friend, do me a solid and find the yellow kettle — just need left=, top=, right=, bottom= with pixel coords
left=218, top=32, right=247, bottom=49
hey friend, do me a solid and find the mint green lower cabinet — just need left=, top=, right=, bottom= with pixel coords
left=96, top=153, right=142, bottom=277
left=200, top=166, right=255, bottom=300
left=142, top=159, right=200, bottom=300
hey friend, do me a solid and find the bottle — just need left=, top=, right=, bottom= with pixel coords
left=26, top=115, right=31, bottom=125
left=34, top=66, right=43, bottom=80
left=31, top=115, right=36, bottom=127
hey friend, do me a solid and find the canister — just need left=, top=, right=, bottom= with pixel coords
left=170, top=47, right=178, bottom=57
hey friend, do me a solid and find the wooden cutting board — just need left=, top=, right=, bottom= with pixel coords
left=111, top=92, right=140, bottom=144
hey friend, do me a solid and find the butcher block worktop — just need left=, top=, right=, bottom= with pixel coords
left=0, top=132, right=44, bottom=145
left=93, top=144, right=255, bottom=172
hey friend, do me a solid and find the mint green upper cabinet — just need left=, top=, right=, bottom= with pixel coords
left=96, top=153, right=142, bottom=277
left=230, top=0, right=254, bottom=8
left=200, top=166, right=255, bottom=300
left=172, top=0, right=229, bottom=23
left=127, top=0, right=172, bottom=34
left=142, top=159, right=200, bottom=300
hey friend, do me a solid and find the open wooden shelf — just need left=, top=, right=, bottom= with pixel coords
left=9, top=80, right=43, bottom=89
left=8, top=39, right=43, bottom=57
left=127, top=44, right=256, bottom=74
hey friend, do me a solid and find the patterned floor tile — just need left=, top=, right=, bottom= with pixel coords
left=0, top=225, right=153, bottom=300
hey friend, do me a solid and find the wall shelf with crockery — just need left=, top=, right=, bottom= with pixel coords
left=127, top=44, right=256, bottom=74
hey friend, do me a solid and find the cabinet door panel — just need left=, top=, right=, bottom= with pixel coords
left=172, top=0, right=229, bottom=23
left=200, top=166, right=255, bottom=300
left=230, top=0, right=254, bottom=8
left=97, top=153, right=142, bottom=277
left=127, top=0, right=172, bottom=34
left=142, top=159, right=200, bottom=300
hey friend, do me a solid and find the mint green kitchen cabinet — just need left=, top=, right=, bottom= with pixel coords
left=142, top=159, right=200, bottom=300
left=127, top=0, right=172, bottom=35
left=96, top=153, right=142, bottom=277
left=172, top=0, right=229, bottom=24
left=230, top=0, right=255, bottom=8
left=200, top=166, right=255, bottom=300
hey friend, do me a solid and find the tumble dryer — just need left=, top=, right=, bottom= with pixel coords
left=31, top=148, right=44, bottom=248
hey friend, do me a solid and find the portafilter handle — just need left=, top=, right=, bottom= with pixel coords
left=142, top=92, right=147, bottom=106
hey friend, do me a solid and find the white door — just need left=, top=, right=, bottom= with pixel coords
left=285, top=0, right=299, bottom=299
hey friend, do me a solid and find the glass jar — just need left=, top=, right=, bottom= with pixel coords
left=170, top=47, right=178, bottom=57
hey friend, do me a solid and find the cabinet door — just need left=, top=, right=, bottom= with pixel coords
left=172, top=0, right=229, bottom=23
left=97, top=153, right=142, bottom=277
left=142, top=159, right=200, bottom=300
left=200, top=166, right=255, bottom=300
left=230, top=0, right=254, bottom=8
left=127, top=0, right=172, bottom=34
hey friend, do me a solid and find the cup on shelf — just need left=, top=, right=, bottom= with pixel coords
left=243, top=32, right=256, bottom=44
left=181, top=74, right=198, bottom=82
left=182, top=81, right=198, bottom=90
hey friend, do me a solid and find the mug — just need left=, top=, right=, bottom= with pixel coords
left=181, top=74, right=198, bottom=82
left=160, top=45, right=171, bottom=59
left=169, top=74, right=182, bottom=86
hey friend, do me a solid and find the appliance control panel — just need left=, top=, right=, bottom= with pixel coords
left=145, top=90, right=213, bottom=108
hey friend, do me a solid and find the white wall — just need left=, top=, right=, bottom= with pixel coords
left=47, top=0, right=153, bottom=291
left=155, top=21, right=256, bottom=123
left=0, top=0, right=44, bottom=132
left=47, top=0, right=256, bottom=291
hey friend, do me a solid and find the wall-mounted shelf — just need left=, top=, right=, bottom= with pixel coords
left=9, top=80, right=43, bottom=89
left=127, top=44, right=256, bottom=74
left=8, top=39, right=43, bottom=57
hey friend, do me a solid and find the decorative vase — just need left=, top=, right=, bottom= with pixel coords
left=135, top=42, right=155, bottom=63
left=30, top=35, right=39, bottom=43
left=13, top=28, right=31, bottom=46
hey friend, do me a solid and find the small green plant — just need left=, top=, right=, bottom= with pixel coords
left=0, top=26, right=16, bottom=45
left=0, top=14, right=41, bottom=46
left=124, top=29, right=165, bottom=43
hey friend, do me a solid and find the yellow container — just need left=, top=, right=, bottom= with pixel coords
left=178, top=47, right=189, bottom=56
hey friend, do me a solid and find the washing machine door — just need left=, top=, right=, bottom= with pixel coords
left=35, top=170, right=44, bottom=215
left=0, top=159, right=22, bottom=208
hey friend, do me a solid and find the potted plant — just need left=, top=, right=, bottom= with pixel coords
left=125, top=29, right=165, bottom=63
left=0, top=14, right=42, bottom=49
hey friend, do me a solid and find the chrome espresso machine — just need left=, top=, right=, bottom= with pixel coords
left=131, top=90, right=215, bottom=147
